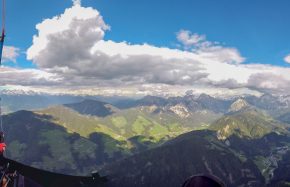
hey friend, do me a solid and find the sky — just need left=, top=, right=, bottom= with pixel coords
left=1, top=0, right=290, bottom=96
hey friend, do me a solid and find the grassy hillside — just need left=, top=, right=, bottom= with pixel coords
left=0, top=97, right=224, bottom=175
left=101, top=128, right=290, bottom=187
left=37, top=104, right=219, bottom=143
left=3, top=111, right=129, bottom=175
left=2, top=102, right=218, bottom=174
left=101, top=130, right=265, bottom=187
left=210, top=108, right=287, bottom=140
left=3, top=103, right=290, bottom=186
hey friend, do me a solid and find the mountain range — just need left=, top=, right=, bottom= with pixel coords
left=2, top=93, right=290, bottom=186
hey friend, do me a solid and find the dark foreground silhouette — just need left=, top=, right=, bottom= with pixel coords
left=0, top=156, right=107, bottom=187
left=182, top=174, right=225, bottom=187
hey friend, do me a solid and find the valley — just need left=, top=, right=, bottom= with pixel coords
left=2, top=93, right=290, bottom=186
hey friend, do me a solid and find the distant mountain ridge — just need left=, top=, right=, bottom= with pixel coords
left=117, top=93, right=290, bottom=117
left=132, top=94, right=231, bottom=114
left=64, top=99, right=118, bottom=117
left=2, top=91, right=290, bottom=117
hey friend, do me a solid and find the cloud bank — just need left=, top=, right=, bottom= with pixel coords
left=1, top=3, right=290, bottom=96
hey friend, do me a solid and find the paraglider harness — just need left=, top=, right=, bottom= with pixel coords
left=0, top=163, right=18, bottom=187
left=0, top=0, right=19, bottom=186
left=0, top=133, right=16, bottom=187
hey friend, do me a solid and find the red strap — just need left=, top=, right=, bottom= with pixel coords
left=0, top=143, right=6, bottom=147
left=0, top=143, right=6, bottom=153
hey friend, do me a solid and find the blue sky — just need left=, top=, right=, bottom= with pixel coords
left=1, top=0, right=290, bottom=96
left=5, top=0, right=290, bottom=68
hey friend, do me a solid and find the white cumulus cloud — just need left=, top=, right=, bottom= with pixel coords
left=176, top=29, right=245, bottom=64
left=177, top=30, right=206, bottom=46
left=18, top=3, right=290, bottom=96
left=284, top=54, right=290, bottom=64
